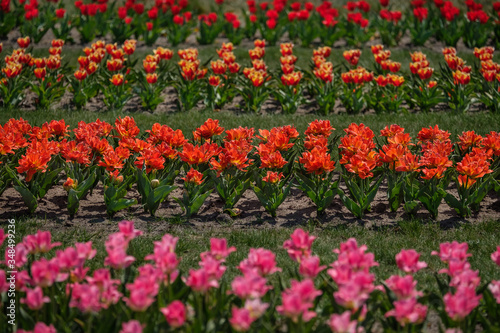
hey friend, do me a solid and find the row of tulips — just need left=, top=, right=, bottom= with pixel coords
left=1, top=38, right=500, bottom=114
left=2, top=0, right=500, bottom=48
left=1, top=224, right=500, bottom=332
left=1, top=117, right=500, bottom=219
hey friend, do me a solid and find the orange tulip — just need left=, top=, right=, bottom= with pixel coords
left=110, top=74, right=124, bottom=86
left=17, top=37, right=30, bottom=49
left=33, top=58, right=46, bottom=68
left=46, top=56, right=61, bottom=70
left=146, top=73, right=158, bottom=84
left=262, top=171, right=284, bottom=184
left=193, top=118, right=225, bottom=140
left=281, top=72, right=302, bottom=86
left=107, top=59, right=124, bottom=71
left=34, top=67, right=46, bottom=79
left=211, top=59, right=227, bottom=74
left=154, top=47, right=173, bottom=60
left=182, top=168, right=204, bottom=185
left=143, top=60, right=157, bottom=74
left=453, top=70, right=470, bottom=85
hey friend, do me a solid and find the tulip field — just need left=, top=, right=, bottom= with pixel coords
left=2, top=0, right=500, bottom=332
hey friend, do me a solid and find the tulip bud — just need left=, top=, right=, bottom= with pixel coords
left=151, top=179, right=160, bottom=188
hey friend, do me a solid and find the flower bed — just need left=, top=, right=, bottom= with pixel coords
left=1, top=0, right=500, bottom=48
left=1, top=39, right=500, bottom=113
left=1, top=117, right=499, bottom=220
left=1, top=223, right=500, bottom=332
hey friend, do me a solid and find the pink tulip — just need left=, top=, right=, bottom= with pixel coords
left=334, top=238, right=366, bottom=254
left=277, top=292, right=316, bottom=323
left=431, top=241, right=471, bottom=263
left=238, top=248, right=281, bottom=277
left=185, top=268, right=219, bottom=293
left=31, top=258, right=61, bottom=288
left=75, top=241, right=97, bottom=260
left=145, top=234, right=180, bottom=278
left=328, top=263, right=354, bottom=285
left=385, top=275, right=423, bottom=300
left=5, top=243, right=28, bottom=268
left=0, top=228, right=6, bottom=247
left=104, top=233, right=135, bottom=270
left=230, top=271, right=271, bottom=299
left=199, top=255, right=226, bottom=281
left=119, top=320, right=144, bottom=333
left=70, top=283, right=105, bottom=313
left=71, top=266, right=90, bottom=283
left=395, top=249, right=427, bottom=274
left=299, top=255, right=326, bottom=279
left=56, top=247, right=81, bottom=271
left=487, top=280, right=500, bottom=304
left=444, top=287, right=481, bottom=321
left=244, top=298, right=269, bottom=319
left=124, top=267, right=160, bottom=312
left=21, top=286, right=50, bottom=310
left=328, top=311, right=360, bottom=333
left=289, top=279, right=322, bottom=303
left=299, top=256, right=326, bottom=279
left=385, top=298, right=428, bottom=326
left=491, top=246, right=500, bottom=267
left=23, top=230, right=61, bottom=254
left=283, top=228, right=316, bottom=261
left=118, top=220, right=144, bottom=241
left=0, top=270, right=8, bottom=293
left=201, top=238, right=236, bottom=261
left=14, top=270, right=32, bottom=292
left=160, top=300, right=186, bottom=328
left=439, top=259, right=471, bottom=278
left=334, top=272, right=376, bottom=311
left=33, top=322, right=57, bottom=333
left=230, top=307, right=253, bottom=332
left=449, top=269, right=481, bottom=290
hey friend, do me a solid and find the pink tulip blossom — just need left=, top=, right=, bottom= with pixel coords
left=299, top=255, right=326, bottom=279
left=395, top=249, right=427, bottom=274
left=104, top=233, right=135, bottom=270
left=31, top=258, right=61, bottom=288
left=244, top=298, right=269, bottom=319
left=444, top=287, right=481, bottom=321
left=385, top=275, right=423, bottom=300
left=0, top=229, right=6, bottom=247
left=199, top=255, right=226, bottom=281
left=21, top=286, right=50, bottom=310
left=5, top=243, right=28, bottom=268
left=449, top=269, right=481, bottom=290
left=283, top=228, right=316, bottom=261
left=23, top=230, right=61, bottom=254
left=230, top=271, right=272, bottom=299
left=385, top=298, right=428, bottom=326
left=488, top=280, right=500, bottom=304
left=238, top=248, right=281, bottom=276
left=119, top=320, right=144, bottom=333
left=161, top=300, right=187, bottom=328
left=491, top=246, right=500, bottom=267
left=439, top=259, right=471, bottom=278
left=185, top=268, right=219, bottom=293
left=118, top=220, right=144, bottom=241
left=0, top=270, right=9, bottom=293
left=75, top=241, right=97, bottom=261
left=201, top=238, right=236, bottom=261
left=328, top=311, right=362, bottom=333
left=230, top=307, right=253, bottom=332
left=432, top=241, right=471, bottom=264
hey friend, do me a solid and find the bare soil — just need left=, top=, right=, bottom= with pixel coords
left=2, top=176, right=499, bottom=238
